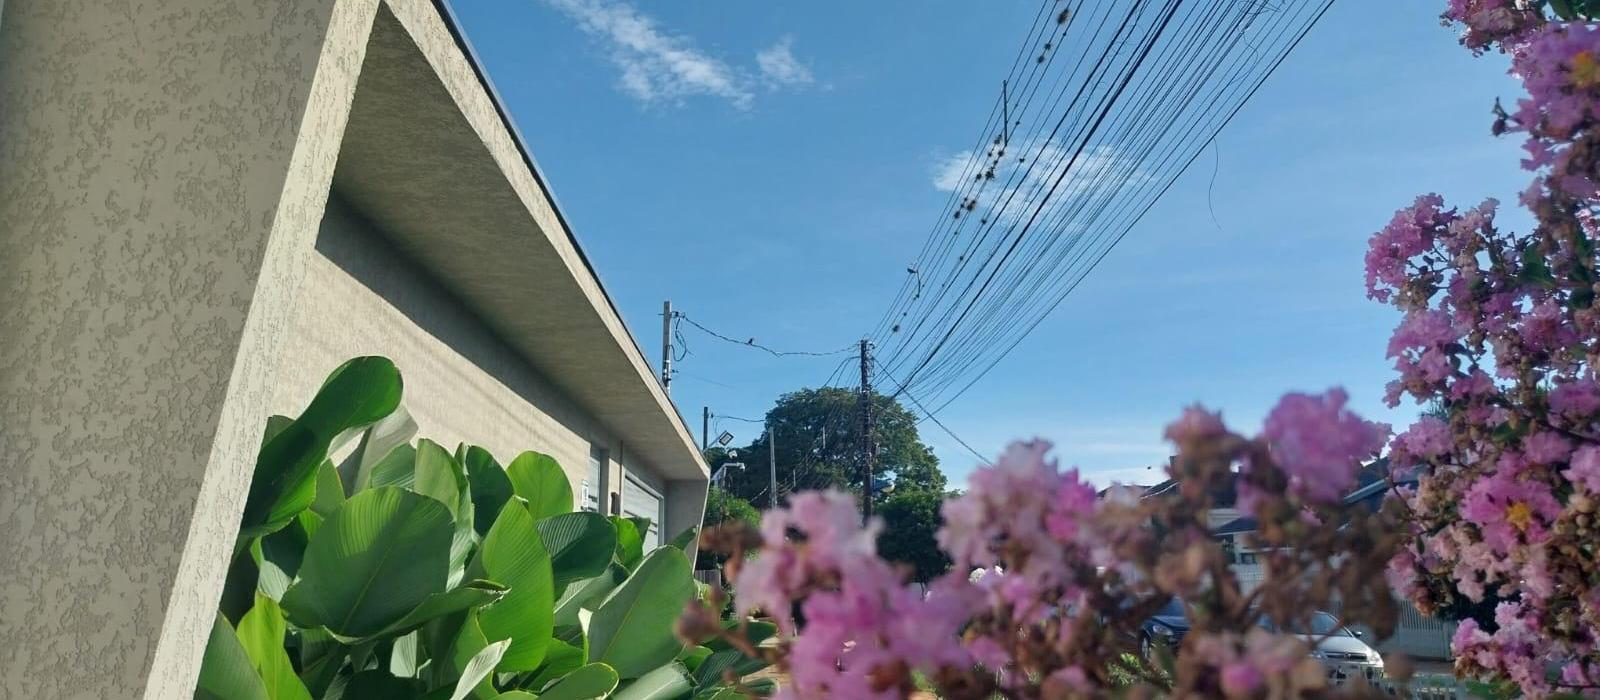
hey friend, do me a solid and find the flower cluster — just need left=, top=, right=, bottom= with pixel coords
left=688, top=395, right=1403, bottom=699
left=1376, top=4, right=1600, bottom=695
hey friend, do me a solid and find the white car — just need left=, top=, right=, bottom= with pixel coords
left=1268, top=611, right=1386, bottom=685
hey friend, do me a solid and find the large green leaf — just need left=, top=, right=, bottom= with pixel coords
left=553, top=564, right=626, bottom=627
left=242, top=357, right=403, bottom=537
left=691, top=648, right=769, bottom=688
left=297, top=627, right=345, bottom=696
left=312, top=460, right=346, bottom=517
left=667, top=526, right=698, bottom=556
left=477, top=499, right=554, bottom=672
left=535, top=662, right=620, bottom=700
left=281, top=487, right=453, bottom=639
left=588, top=548, right=696, bottom=679
left=415, top=439, right=464, bottom=517
left=505, top=452, right=573, bottom=520
left=538, top=512, right=617, bottom=593
left=442, top=612, right=496, bottom=700
left=370, top=443, right=419, bottom=490
left=463, top=446, right=513, bottom=538
left=611, top=663, right=692, bottom=700
left=609, top=517, right=644, bottom=571
left=330, top=579, right=508, bottom=643
left=253, top=514, right=314, bottom=602
left=237, top=594, right=312, bottom=700
left=339, top=404, right=418, bottom=495
left=196, top=613, right=270, bottom=700
left=448, top=639, right=510, bottom=700
left=522, top=626, right=586, bottom=693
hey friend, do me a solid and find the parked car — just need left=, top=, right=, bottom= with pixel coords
left=1263, top=610, right=1386, bottom=685
left=1138, top=597, right=1191, bottom=660
left=1138, top=601, right=1385, bottom=685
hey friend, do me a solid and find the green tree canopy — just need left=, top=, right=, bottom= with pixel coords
left=876, top=488, right=952, bottom=583
left=714, top=388, right=946, bottom=506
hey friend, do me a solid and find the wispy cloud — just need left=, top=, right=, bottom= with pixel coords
left=756, top=37, right=814, bottom=88
left=541, top=0, right=815, bottom=109
left=931, top=139, right=1148, bottom=229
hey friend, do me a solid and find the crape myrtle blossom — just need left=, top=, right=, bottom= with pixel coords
left=680, top=3, right=1600, bottom=695
left=1379, top=3, right=1600, bottom=695
left=687, top=396, right=1404, bottom=699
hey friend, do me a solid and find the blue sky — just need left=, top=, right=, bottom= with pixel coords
left=450, top=0, right=1534, bottom=488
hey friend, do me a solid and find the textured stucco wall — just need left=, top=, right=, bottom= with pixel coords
left=0, top=0, right=376, bottom=697
left=274, top=194, right=677, bottom=514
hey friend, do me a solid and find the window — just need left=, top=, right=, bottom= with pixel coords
left=584, top=445, right=607, bottom=512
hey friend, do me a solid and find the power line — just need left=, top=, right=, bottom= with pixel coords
left=675, top=313, right=854, bottom=358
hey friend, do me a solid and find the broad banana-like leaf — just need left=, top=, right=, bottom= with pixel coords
left=610, top=663, right=692, bottom=700
left=588, top=548, right=696, bottom=679
left=462, top=446, right=513, bottom=538
left=537, top=512, right=617, bottom=594
left=553, top=564, right=625, bottom=627
left=703, top=620, right=778, bottom=652
left=312, top=460, right=345, bottom=517
left=327, top=579, right=508, bottom=644
left=282, top=487, right=453, bottom=639
left=609, top=517, right=643, bottom=571
left=237, top=594, right=312, bottom=700
left=196, top=613, right=270, bottom=700
left=448, top=639, right=510, bottom=700
left=534, top=662, right=619, bottom=700
left=241, top=357, right=402, bottom=538
left=477, top=499, right=554, bottom=672
left=666, top=526, right=698, bottom=556
left=339, top=404, right=418, bottom=495
left=520, top=625, right=586, bottom=693
left=414, top=439, right=464, bottom=516
left=677, top=645, right=712, bottom=673
left=691, top=648, right=770, bottom=688
left=505, top=451, right=573, bottom=520
left=390, top=630, right=422, bottom=678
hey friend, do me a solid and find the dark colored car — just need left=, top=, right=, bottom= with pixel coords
left=1138, top=597, right=1190, bottom=660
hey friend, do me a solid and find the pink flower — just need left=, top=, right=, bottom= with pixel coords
left=1396, top=416, right=1453, bottom=460
left=1550, top=379, right=1600, bottom=418
left=1524, top=431, right=1573, bottom=464
left=1219, top=662, right=1263, bottom=697
left=1461, top=471, right=1562, bottom=552
left=1564, top=445, right=1600, bottom=494
left=1259, top=388, right=1389, bottom=504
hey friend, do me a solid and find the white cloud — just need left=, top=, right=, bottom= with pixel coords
left=930, top=139, right=1149, bottom=230
left=542, top=0, right=817, bottom=108
left=543, top=0, right=753, bottom=108
left=756, top=37, right=814, bottom=88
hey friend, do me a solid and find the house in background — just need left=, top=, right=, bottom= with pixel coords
left=0, top=0, right=708, bottom=697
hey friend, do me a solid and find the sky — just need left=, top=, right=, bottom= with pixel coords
left=448, top=0, right=1535, bottom=489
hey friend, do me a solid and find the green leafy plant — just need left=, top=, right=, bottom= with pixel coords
left=199, top=357, right=771, bottom=699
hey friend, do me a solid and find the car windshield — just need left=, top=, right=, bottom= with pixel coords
left=1284, top=612, right=1353, bottom=637
left=1154, top=598, right=1186, bottom=618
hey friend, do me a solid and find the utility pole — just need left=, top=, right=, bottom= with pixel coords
left=702, top=406, right=710, bottom=453
left=660, top=300, right=673, bottom=393
left=768, top=426, right=778, bottom=510
left=858, top=339, right=875, bottom=523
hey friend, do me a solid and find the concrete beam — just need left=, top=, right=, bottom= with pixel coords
left=0, top=0, right=376, bottom=696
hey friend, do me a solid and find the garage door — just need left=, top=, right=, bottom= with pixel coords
left=621, top=474, right=663, bottom=549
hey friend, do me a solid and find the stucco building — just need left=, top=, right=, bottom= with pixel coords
left=0, top=0, right=709, bottom=697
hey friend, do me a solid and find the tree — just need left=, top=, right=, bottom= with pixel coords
left=875, top=488, right=951, bottom=583
left=698, top=486, right=759, bottom=571
left=718, top=387, right=945, bottom=506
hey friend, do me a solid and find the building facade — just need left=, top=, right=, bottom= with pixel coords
left=0, top=0, right=708, bottom=697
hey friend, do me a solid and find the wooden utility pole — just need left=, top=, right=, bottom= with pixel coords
left=768, top=426, right=778, bottom=510
left=858, top=339, right=875, bottom=523
left=702, top=406, right=710, bottom=452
